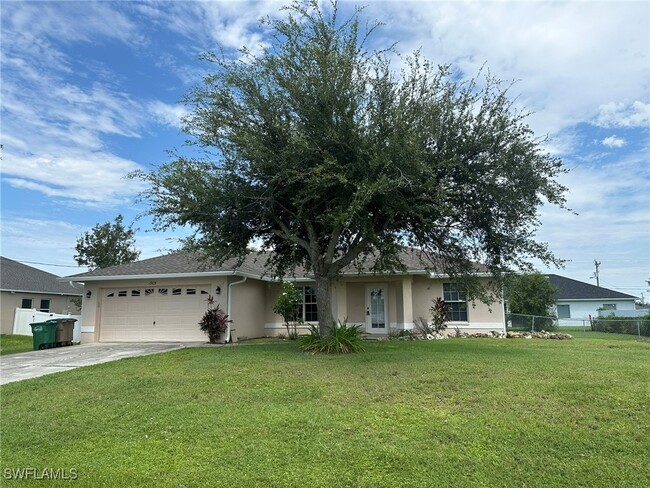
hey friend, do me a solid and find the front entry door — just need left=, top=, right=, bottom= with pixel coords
left=366, top=285, right=388, bottom=333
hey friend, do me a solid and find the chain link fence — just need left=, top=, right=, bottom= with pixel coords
left=506, top=313, right=558, bottom=332
left=590, top=315, right=650, bottom=338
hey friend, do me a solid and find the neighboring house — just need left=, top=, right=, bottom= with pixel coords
left=65, top=250, right=505, bottom=343
left=546, top=274, right=638, bottom=324
left=0, top=257, right=83, bottom=334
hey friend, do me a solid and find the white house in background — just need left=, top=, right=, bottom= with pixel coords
left=546, top=274, right=638, bottom=325
left=0, top=257, right=83, bottom=334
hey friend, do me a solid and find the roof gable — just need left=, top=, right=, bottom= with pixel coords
left=546, top=274, right=637, bottom=300
left=1, top=257, right=83, bottom=295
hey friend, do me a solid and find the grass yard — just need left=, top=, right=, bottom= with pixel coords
left=1, top=333, right=648, bottom=487
left=0, top=334, right=34, bottom=356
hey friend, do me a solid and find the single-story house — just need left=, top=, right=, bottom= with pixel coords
left=546, top=274, right=638, bottom=324
left=65, top=250, right=505, bottom=343
left=0, top=257, right=83, bottom=334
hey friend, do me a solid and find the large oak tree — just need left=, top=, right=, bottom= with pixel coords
left=134, top=0, right=567, bottom=333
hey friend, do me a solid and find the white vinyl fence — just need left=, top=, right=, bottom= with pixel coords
left=13, top=308, right=82, bottom=343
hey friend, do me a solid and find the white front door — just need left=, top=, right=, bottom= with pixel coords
left=366, top=285, right=388, bottom=333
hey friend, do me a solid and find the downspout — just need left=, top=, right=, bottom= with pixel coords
left=226, top=276, right=247, bottom=343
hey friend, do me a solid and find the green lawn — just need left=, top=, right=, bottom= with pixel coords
left=0, top=334, right=34, bottom=356
left=1, top=334, right=649, bottom=487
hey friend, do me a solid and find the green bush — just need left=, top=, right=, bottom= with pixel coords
left=299, top=321, right=365, bottom=354
left=591, top=314, right=650, bottom=337
left=272, top=282, right=303, bottom=340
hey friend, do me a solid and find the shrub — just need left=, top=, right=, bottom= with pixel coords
left=198, top=304, right=232, bottom=343
left=299, top=321, right=365, bottom=353
left=429, top=297, right=450, bottom=332
left=413, top=317, right=435, bottom=338
left=272, top=282, right=303, bottom=340
left=414, top=298, right=450, bottom=338
left=591, top=314, right=650, bottom=337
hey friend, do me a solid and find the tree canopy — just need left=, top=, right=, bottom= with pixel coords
left=133, top=0, right=567, bottom=332
left=74, top=214, right=140, bottom=270
left=506, top=272, right=558, bottom=317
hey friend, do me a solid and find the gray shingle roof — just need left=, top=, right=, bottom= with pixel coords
left=547, top=274, right=637, bottom=300
left=1, top=257, right=83, bottom=295
left=65, top=249, right=487, bottom=281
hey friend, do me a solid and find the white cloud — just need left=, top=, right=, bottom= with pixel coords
left=595, top=101, right=650, bottom=128
left=3, top=151, right=146, bottom=207
left=0, top=218, right=88, bottom=276
left=363, top=1, right=649, bottom=138
left=535, top=151, right=650, bottom=291
left=147, top=101, right=190, bottom=130
left=601, top=136, right=626, bottom=149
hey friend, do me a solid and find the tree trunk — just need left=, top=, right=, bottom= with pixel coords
left=315, top=274, right=334, bottom=336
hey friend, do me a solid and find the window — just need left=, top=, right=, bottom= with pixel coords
left=158, top=288, right=168, bottom=296
left=172, top=288, right=182, bottom=295
left=131, top=290, right=141, bottom=297
left=602, top=304, right=617, bottom=310
left=556, top=304, right=571, bottom=319
left=443, top=283, right=468, bottom=322
left=303, top=286, right=318, bottom=322
left=144, top=289, right=154, bottom=296
left=291, top=286, right=319, bottom=322
left=21, top=298, right=33, bottom=309
left=186, top=288, right=196, bottom=295
left=118, top=290, right=127, bottom=297
left=39, top=299, right=51, bottom=312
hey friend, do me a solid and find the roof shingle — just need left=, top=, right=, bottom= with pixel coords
left=65, top=249, right=487, bottom=281
left=1, top=257, right=83, bottom=295
left=547, top=274, right=637, bottom=300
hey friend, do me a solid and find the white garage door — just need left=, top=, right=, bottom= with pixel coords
left=100, top=285, right=212, bottom=341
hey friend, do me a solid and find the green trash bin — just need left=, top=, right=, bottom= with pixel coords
left=30, top=321, right=58, bottom=350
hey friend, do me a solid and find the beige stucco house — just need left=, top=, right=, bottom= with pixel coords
left=1, top=257, right=83, bottom=334
left=65, top=250, right=505, bottom=343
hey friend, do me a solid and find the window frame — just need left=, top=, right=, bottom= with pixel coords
left=39, top=299, right=51, bottom=312
left=556, top=304, right=571, bottom=319
left=21, top=298, right=33, bottom=309
left=443, top=283, right=468, bottom=322
left=293, top=286, right=318, bottom=323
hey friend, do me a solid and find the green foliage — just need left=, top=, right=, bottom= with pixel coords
left=133, top=0, right=567, bottom=330
left=74, top=214, right=139, bottom=270
left=69, top=296, right=82, bottom=311
left=198, top=303, right=231, bottom=343
left=299, top=321, right=365, bottom=353
left=272, top=282, right=303, bottom=339
left=506, top=272, right=558, bottom=317
left=591, top=314, right=650, bottom=337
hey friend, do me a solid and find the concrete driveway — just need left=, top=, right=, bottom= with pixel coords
left=0, top=342, right=206, bottom=385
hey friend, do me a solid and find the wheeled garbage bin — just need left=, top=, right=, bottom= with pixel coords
left=29, top=321, right=58, bottom=350
left=54, top=319, right=77, bottom=347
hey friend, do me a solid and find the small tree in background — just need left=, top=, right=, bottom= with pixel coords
left=272, top=282, right=303, bottom=339
left=74, top=214, right=139, bottom=270
left=506, top=272, right=558, bottom=329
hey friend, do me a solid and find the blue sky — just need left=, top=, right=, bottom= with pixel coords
left=1, top=0, right=648, bottom=299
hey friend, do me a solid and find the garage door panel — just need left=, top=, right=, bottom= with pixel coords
left=100, top=286, right=212, bottom=341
